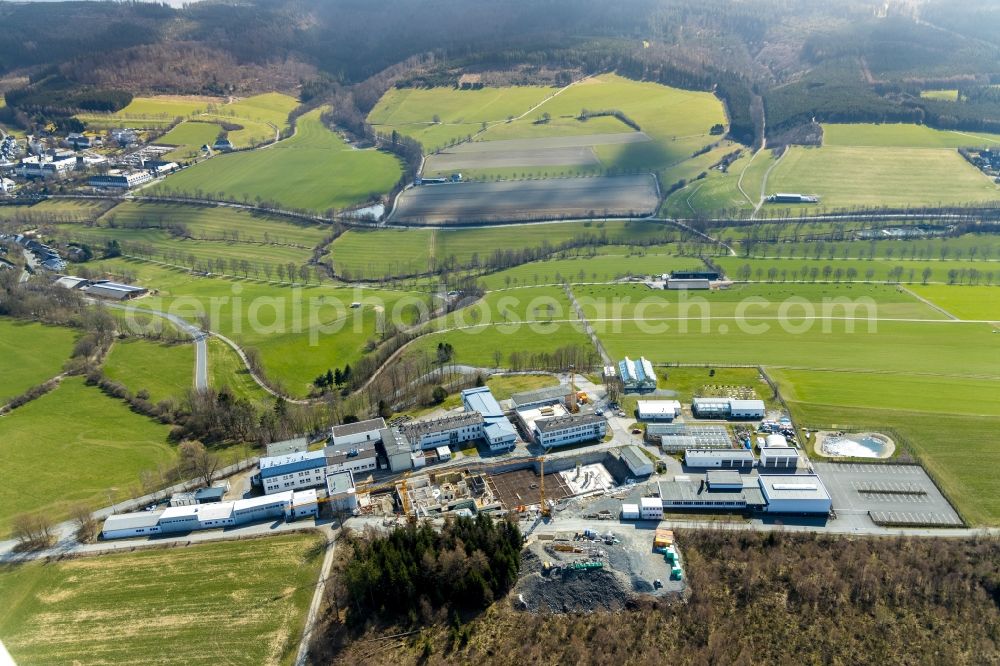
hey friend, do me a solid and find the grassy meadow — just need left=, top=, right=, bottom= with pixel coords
left=155, top=108, right=403, bottom=212
left=0, top=319, right=77, bottom=403
left=157, top=120, right=223, bottom=161
left=208, top=337, right=273, bottom=407
left=714, top=255, right=1000, bottom=286
left=822, top=123, right=1000, bottom=149
left=908, top=284, right=1000, bottom=320
left=0, top=533, right=324, bottom=666
left=102, top=338, right=194, bottom=404
left=0, top=376, right=174, bottom=535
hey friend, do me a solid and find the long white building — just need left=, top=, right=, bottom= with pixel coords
left=101, top=490, right=317, bottom=540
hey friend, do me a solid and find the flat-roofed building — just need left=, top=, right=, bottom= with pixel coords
left=324, top=439, right=378, bottom=476
left=705, top=470, right=745, bottom=490
left=290, top=488, right=319, bottom=519
left=758, top=475, right=831, bottom=514
left=266, top=436, right=308, bottom=457
left=666, top=278, right=710, bottom=290
left=533, top=413, right=607, bottom=448
left=685, top=448, right=755, bottom=469
left=729, top=399, right=765, bottom=419
left=760, top=446, right=799, bottom=469
left=636, top=400, right=682, bottom=421
left=691, top=397, right=765, bottom=420
left=380, top=427, right=413, bottom=472
left=510, top=384, right=573, bottom=410
left=326, top=470, right=358, bottom=515
left=399, top=412, right=484, bottom=450
left=656, top=478, right=766, bottom=511
left=101, top=511, right=163, bottom=539
left=259, top=449, right=328, bottom=495
left=640, top=496, right=663, bottom=520
left=330, top=418, right=385, bottom=448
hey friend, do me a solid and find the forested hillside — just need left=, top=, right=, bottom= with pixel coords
left=1, top=0, right=999, bottom=146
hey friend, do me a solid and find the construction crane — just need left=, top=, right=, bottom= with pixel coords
left=539, top=456, right=549, bottom=518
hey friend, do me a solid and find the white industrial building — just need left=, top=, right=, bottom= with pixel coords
left=656, top=478, right=766, bottom=511
left=101, top=490, right=317, bottom=540
left=259, top=449, right=328, bottom=494
left=324, top=440, right=378, bottom=476
left=621, top=445, right=654, bottom=477
left=760, top=446, right=799, bottom=469
left=758, top=475, right=832, bottom=514
left=692, top=397, right=765, bottom=420
left=325, top=470, right=358, bottom=515
left=399, top=412, right=484, bottom=450
left=636, top=400, right=682, bottom=421
left=510, top=385, right=573, bottom=411
left=705, top=470, right=745, bottom=490
left=685, top=448, right=755, bottom=469
left=640, top=496, right=664, bottom=520
left=621, top=503, right=640, bottom=520
left=266, top=436, right=308, bottom=457
left=380, top=427, right=413, bottom=472
left=330, top=418, right=385, bottom=448
left=88, top=170, right=153, bottom=189
left=530, top=412, right=607, bottom=447
left=81, top=280, right=148, bottom=300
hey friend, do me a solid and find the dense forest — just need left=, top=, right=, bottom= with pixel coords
left=316, top=529, right=1000, bottom=664
left=2, top=0, right=999, bottom=146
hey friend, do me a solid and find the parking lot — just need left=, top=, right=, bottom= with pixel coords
left=814, top=462, right=963, bottom=527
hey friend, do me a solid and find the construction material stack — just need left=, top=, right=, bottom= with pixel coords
left=653, top=528, right=674, bottom=552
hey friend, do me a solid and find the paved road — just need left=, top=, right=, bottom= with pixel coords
left=99, top=301, right=208, bottom=390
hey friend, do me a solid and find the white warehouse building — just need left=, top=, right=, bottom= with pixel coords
left=758, top=475, right=832, bottom=514
left=684, top=448, right=755, bottom=469
left=621, top=445, right=654, bottom=477
left=101, top=490, right=317, bottom=540
left=636, top=400, right=682, bottom=421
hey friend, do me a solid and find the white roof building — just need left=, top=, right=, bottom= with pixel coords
left=758, top=475, right=831, bottom=514
left=636, top=400, right=682, bottom=421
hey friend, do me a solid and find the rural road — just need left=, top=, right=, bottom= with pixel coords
left=295, top=534, right=338, bottom=666
left=98, top=301, right=208, bottom=390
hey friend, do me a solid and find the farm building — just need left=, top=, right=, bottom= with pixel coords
left=330, top=418, right=385, bottom=448
left=621, top=503, right=640, bottom=520
left=82, top=280, right=148, bottom=300
left=640, top=496, right=664, bottom=520
left=766, top=193, right=819, bottom=204
left=510, top=384, right=573, bottom=410
left=666, top=278, right=710, bottom=290
left=671, top=271, right=721, bottom=281
left=326, top=470, right=358, bottom=515
left=636, top=400, right=682, bottom=421
left=462, top=386, right=518, bottom=450
left=692, top=397, right=765, bottom=420
left=618, top=356, right=657, bottom=392
left=758, top=475, right=832, bottom=514
left=760, top=446, right=799, bottom=469
left=621, top=445, right=654, bottom=477
left=88, top=170, right=153, bottom=189
left=685, top=448, right=755, bottom=469
left=101, top=490, right=316, bottom=540
left=399, top=412, right=484, bottom=450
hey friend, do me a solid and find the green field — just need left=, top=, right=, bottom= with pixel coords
left=92, top=259, right=424, bottom=396
left=822, top=123, right=1000, bottom=148
left=764, top=144, right=998, bottom=212
left=0, top=198, right=114, bottom=224
left=0, top=319, right=77, bottom=403
left=572, top=282, right=945, bottom=321
left=919, top=89, right=960, bottom=101
left=736, top=233, right=999, bottom=263
left=770, top=368, right=1000, bottom=526
left=0, top=533, right=323, bottom=665
left=155, top=108, right=403, bottom=213
left=715, top=255, right=999, bottom=285
left=330, top=219, right=690, bottom=280
left=368, top=85, right=555, bottom=150
left=909, top=284, right=1000, bottom=320
left=157, top=120, right=223, bottom=161
left=208, top=337, right=273, bottom=407
left=410, top=321, right=592, bottom=368
left=372, top=74, right=727, bottom=180
left=478, top=252, right=704, bottom=289
left=103, top=338, right=194, bottom=404
left=0, top=376, right=174, bottom=535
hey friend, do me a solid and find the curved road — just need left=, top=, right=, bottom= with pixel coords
left=98, top=301, right=208, bottom=391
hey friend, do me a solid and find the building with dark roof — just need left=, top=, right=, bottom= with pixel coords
left=399, top=412, right=484, bottom=450
left=533, top=413, right=607, bottom=448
